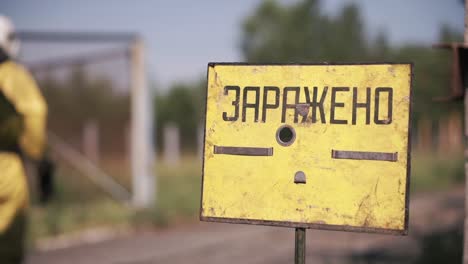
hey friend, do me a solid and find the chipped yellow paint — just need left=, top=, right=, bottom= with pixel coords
left=201, top=63, right=412, bottom=233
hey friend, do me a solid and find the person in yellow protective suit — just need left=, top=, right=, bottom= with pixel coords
left=0, top=16, right=47, bottom=263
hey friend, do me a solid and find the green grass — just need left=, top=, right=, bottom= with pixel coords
left=28, top=156, right=202, bottom=244
left=410, top=151, right=464, bottom=192
left=29, top=199, right=131, bottom=240
left=132, top=157, right=202, bottom=227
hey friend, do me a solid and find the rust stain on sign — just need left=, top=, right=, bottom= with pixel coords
left=201, top=63, right=412, bottom=235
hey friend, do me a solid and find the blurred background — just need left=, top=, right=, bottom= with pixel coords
left=1, top=0, right=466, bottom=263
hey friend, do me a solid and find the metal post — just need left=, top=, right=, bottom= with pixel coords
left=464, top=93, right=468, bottom=264
left=295, top=228, right=306, bottom=264
left=130, top=37, right=155, bottom=208
left=465, top=1, right=468, bottom=45
left=464, top=2, right=468, bottom=263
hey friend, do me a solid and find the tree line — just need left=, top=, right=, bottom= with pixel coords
left=155, top=0, right=462, bottom=153
left=37, top=0, right=462, bottom=154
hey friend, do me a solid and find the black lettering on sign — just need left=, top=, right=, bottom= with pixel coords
left=222, top=85, right=395, bottom=125
left=298, top=87, right=311, bottom=123
left=222, top=86, right=240, bottom=121
left=242, top=86, right=260, bottom=122
left=330, top=87, right=349, bottom=124
left=261, top=86, right=280, bottom=122
left=281, top=87, right=300, bottom=123
left=374, top=87, right=393, bottom=125
left=311, top=86, right=328, bottom=123
left=352, top=87, right=371, bottom=125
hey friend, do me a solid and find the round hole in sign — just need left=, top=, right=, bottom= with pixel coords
left=276, top=125, right=296, bottom=146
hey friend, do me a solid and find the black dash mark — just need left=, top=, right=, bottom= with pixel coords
left=214, top=146, right=273, bottom=156
left=331, top=150, right=398, bottom=162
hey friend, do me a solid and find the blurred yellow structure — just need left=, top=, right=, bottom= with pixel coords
left=0, top=60, right=47, bottom=231
left=0, top=56, right=47, bottom=264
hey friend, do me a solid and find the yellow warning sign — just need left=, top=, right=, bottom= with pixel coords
left=201, top=63, right=412, bottom=234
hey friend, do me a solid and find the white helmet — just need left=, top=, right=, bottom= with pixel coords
left=0, top=15, right=19, bottom=58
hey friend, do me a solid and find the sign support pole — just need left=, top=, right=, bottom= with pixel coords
left=295, top=228, right=306, bottom=264
left=464, top=1, right=468, bottom=263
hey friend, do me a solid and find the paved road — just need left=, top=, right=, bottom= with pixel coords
left=26, top=188, right=464, bottom=264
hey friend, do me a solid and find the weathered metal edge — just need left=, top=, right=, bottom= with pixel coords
left=208, top=62, right=414, bottom=66
left=404, top=63, right=414, bottom=235
left=200, top=216, right=407, bottom=235
left=200, top=62, right=414, bottom=236
left=198, top=64, right=211, bottom=223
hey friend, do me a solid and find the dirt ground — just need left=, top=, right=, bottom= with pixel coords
left=26, top=187, right=464, bottom=264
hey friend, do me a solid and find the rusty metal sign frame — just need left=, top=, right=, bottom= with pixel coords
left=200, top=62, right=413, bottom=235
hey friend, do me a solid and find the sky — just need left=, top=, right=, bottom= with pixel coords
left=1, top=0, right=464, bottom=90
